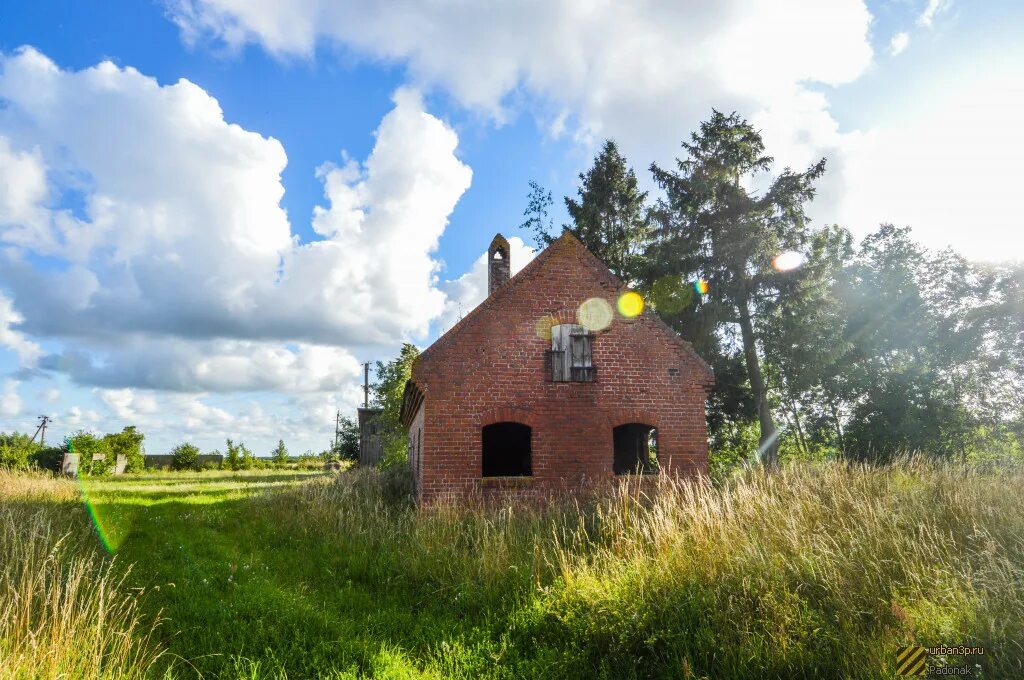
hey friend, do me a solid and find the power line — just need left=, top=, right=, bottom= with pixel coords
left=29, top=415, right=52, bottom=447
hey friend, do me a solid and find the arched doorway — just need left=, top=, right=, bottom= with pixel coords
left=613, top=423, right=659, bottom=475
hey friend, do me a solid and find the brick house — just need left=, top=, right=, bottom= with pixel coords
left=400, top=230, right=713, bottom=502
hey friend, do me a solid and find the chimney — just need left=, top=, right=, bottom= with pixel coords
left=488, top=233, right=510, bottom=295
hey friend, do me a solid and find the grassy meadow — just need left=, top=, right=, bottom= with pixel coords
left=1, top=461, right=1022, bottom=679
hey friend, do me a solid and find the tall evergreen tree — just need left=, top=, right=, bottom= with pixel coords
left=648, top=111, right=826, bottom=467
left=564, top=140, right=652, bottom=283
left=521, top=140, right=651, bottom=283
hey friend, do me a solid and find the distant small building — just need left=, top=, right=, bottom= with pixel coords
left=143, top=453, right=224, bottom=469
left=400, top=230, right=713, bottom=502
left=358, top=407, right=385, bottom=466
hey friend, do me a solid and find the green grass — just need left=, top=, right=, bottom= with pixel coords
left=2, top=460, right=1023, bottom=678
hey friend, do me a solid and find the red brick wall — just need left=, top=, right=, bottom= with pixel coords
left=406, top=403, right=425, bottom=491
left=412, top=234, right=712, bottom=502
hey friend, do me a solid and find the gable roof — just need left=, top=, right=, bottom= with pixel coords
left=403, top=230, right=713, bottom=421
left=560, top=231, right=714, bottom=384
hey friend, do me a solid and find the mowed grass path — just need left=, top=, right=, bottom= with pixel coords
left=84, top=471, right=478, bottom=679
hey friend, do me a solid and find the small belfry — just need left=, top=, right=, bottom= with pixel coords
left=487, top=233, right=511, bottom=296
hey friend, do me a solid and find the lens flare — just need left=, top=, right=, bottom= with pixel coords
left=534, top=314, right=558, bottom=340
left=649, top=275, right=693, bottom=313
left=82, top=481, right=117, bottom=553
left=578, top=297, right=613, bottom=331
left=617, top=291, right=644, bottom=317
left=693, top=279, right=709, bottom=296
left=772, top=251, right=804, bottom=271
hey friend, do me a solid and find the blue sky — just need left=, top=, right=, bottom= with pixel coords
left=0, top=0, right=1020, bottom=454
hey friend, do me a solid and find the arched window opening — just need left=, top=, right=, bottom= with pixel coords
left=613, top=423, right=659, bottom=475
left=482, top=422, right=532, bottom=477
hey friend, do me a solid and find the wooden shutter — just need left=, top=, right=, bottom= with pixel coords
left=570, top=329, right=592, bottom=368
left=552, top=324, right=595, bottom=381
left=551, top=324, right=573, bottom=381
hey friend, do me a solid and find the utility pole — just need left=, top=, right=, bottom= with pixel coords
left=363, top=362, right=370, bottom=408
left=333, top=410, right=341, bottom=451
left=30, top=415, right=51, bottom=447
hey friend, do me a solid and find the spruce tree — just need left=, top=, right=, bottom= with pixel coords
left=648, top=111, right=826, bottom=467
left=564, top=139, right=652, bottom=283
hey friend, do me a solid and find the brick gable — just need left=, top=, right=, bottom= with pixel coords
left=402, top=230, right=713, bottom=501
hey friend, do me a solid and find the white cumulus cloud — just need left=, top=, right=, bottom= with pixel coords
left=889, top=32, right=910, bottom=56
left=0, top=291, right=42, bottom=367
left=437, top=236, right=535, bottom=334
left=167, top=1, right=873, bottom=179
left=96, top=388, right=160, bottom=421
left=0, top=379, right=21, bottom=417
left=0, top=48, right=473, bottom=395
left=166, top=0, right=1020, bottom=262
left=918, top=0, right=951, bottom=28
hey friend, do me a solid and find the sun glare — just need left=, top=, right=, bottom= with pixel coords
left=578, top=297, right=614, bottom=331
left=772, top=251, right=804, bottom=271
left=534, top=314, right=557, bottom=340
left=617, top=291, right=644, bottom=317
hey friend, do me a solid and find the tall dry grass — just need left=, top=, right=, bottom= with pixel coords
left=2, top=459, right=1021, bottom=678
left=282, top=457, right=1024, bottom=678
left=0, top=471, right=165, bottom=679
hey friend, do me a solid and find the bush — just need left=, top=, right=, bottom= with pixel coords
left=296, top=451, right=323, bottom=470
left=0, top=432, right=39, bottom=470
left=31, top=446, right=65, bottom=473
left=225, top=439, right=255, bottom=471
left=170, top=443, right=201, bottom=471
left=103, top=426, right=146, bottom=472
left=64, top=427, right=146, bottom=475
left=375, top=448, right=408, bottom=471
left=708, top=419, right=760, bottom=479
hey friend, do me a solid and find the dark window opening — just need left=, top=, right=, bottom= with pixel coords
left=549, top=323, right=596, bottom=382
left=613, top=423, right=659, bottom=475
left=482, top=422, right=532, bottom=477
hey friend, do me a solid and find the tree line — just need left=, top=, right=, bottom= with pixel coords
left=521, top=111, right=1022, bottom=470
left=0, top=425, right=361, bottom=473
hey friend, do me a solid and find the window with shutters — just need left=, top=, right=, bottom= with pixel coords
left=547, top=324, right=596, bottom=382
